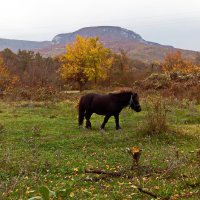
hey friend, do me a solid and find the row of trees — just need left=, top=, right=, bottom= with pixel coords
left=0, top=35, right=200, bottom=94
left=0, top=48, right=60, bottom=87
left=0, top=36, right=147, bottom=92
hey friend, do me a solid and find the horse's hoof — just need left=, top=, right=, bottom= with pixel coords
left=116, top=127, right=122, bottom=130
left=85, top=126, right=92, bottom=129
left=100, top=127, right=105, bottom=132
left=79, top=126, right=85, bottom=130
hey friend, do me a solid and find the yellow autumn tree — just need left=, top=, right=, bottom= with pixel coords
left=59, top=35, right=113, bottom=90
left=0, top=56, right=19, bottom=94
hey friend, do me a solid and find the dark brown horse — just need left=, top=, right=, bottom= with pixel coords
left=78, top=91, right=141, bottom=130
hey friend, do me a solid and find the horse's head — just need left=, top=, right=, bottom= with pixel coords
left=129, top=92, right=141, bottom=112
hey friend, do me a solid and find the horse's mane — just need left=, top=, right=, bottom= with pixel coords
left=109, top=89, right=133, bottom=96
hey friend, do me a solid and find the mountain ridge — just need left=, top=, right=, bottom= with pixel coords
left=52, top=26, right=144, bottom=44
left=0, top=38, right=50, bottom=52
left=0, top=26, right=198, bottom=62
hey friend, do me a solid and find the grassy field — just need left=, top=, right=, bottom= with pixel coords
left=0, top=96, right=200, bottom=200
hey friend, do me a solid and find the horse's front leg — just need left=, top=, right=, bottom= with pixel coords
left=85, top=112, right=92, bottom=129
left=100, top=115, right=111, bottom=130
left=114, top=114, right=121, bottom=130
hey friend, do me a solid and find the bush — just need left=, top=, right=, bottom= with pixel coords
left=142, top=96, right=168, bottom=135
left=3, top=86, right=60, bottom=101
left=140, top=73, right=171, bottom=90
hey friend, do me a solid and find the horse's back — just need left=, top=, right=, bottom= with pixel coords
left=81, top=93, right=112, bottom=115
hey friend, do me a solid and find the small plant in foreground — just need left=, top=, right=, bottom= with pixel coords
left=127, top=146, right=142, bottom=168
left=28, top=185, right=73, bottom=200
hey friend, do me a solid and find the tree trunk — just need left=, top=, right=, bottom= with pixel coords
left=79, top=82, right=83, bottom=91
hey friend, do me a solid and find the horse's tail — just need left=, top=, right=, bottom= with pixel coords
left=78, top=97, right=85, bottom=126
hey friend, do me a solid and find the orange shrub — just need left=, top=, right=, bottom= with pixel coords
left=163, top=51, right=200, bottom=74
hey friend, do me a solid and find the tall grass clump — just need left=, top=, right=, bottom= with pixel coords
left=0, top=123, right=5, bottom=133
left=142, top=96, right=168, bottom=135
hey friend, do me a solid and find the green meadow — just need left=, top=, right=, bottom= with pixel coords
left=0, top=97, right=200, bottom=199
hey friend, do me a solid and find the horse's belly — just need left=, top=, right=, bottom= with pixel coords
left=94, top=110, right=107, bottom=115
left=92, top=105, right=110, bottom=115
left=91, top=98, right=114, bottom=115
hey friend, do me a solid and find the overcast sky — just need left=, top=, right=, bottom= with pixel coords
left=0, top=0, right=200, bottom=51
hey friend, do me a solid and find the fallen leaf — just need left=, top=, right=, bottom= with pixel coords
left=69, top=192, right=75, bottom=198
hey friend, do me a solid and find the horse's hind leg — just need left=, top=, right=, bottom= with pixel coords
left=100, top=115, right=111, bottom=130
left=85, top=112, right=92, bottom=129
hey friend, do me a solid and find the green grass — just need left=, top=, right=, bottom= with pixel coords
left=0, top=99, right=200, bottom=199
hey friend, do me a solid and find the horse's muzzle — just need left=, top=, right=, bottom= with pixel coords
left=135, top=105, right=141, bottom=112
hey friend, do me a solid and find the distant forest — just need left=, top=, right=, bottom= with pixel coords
left=0, top=36, right=200, bottom=101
